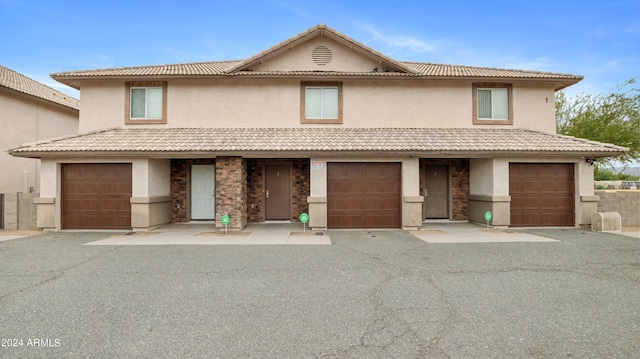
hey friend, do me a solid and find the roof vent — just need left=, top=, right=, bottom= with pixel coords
left=312, top=46, right=332, bottom=66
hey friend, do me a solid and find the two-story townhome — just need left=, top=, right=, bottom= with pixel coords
left=8, top=25, right=627, bottom=232
left=1, top=65, right=79, bottom=229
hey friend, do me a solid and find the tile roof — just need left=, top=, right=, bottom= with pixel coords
left=49, top=25, right=582, bottom=91
left=50, top=60, right=581, bottom=81
left=8, top=127, right=627, bottom=158
left=0, top=65, right=79, bottom=110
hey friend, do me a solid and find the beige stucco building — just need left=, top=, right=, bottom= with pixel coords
left=8, top=25, right=627, bottom=232
left=1, top=65, right=79, bottom=229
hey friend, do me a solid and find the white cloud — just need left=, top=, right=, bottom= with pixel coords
left=355, top=23, right=436, bottom=54
left=492, top=56, right=555, bottom=72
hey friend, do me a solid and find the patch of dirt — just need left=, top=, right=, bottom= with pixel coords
left=196, top=231, right=249, bottom=236
left=481, top=228, right=506, bottom=234
left=290, top=231, right=323, bottom=236
left=130, top=232, right=159, bottom=237
left=410, top=230, right=445, bottom=235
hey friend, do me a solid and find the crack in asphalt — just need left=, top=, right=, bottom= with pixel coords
left=324, top=236, right=456, bottom=358
left=0, top=247, right=118, bottom=301
left=418, top=274, right=455, bottom=358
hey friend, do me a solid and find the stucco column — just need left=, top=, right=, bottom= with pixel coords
left=34, top=159, right=58, bottom=231
left=468, top=158, right=511, bottom=227
left=307, top=158, right=327, bottom=230
left=402, top=157, right=423, bottom=229
left=130, top=159, right=172, bottom=231
left=577, top=160, right=598, bottom=226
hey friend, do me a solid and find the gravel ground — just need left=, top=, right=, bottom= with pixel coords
left=0, top=229, right=638, bottom=358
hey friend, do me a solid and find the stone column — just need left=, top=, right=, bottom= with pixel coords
left=215, top=157, right=247, bottom=230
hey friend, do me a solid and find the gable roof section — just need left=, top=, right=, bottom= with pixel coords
left=50, top=25, right=582, bottom=91
left=224, top=24, right=418, bottom=74
left=0, top=65, right=79, bottom=110
left=8, top=127, right=627, bottom=158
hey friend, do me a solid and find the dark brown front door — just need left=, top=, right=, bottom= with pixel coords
left=327, top=162, right=401, bottom=228
left=265, top=164, right=291, bottom=220
left=509, top=163, right=575, bottom=227
left=424, top=165, right=449, bottom=219
left=62, top=163, right=132, bottom=229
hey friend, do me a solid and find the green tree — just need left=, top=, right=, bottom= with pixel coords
left=556, top=78, right=640, bottom=168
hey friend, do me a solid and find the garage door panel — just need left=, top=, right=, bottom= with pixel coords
left=62, top=164, right=132, bottom=230
left=384, top=198, right=401, bottom=210
left=327, top=163, right=401, bottom=229
left=510, top=163, right=574, bottom=227
left=345, top=165, right=363, bottom=176
left=345, top=198, right=364, bottom=210
left=365, top=181, right=380, bottom=192
left=347, top=182, right=364, bottom=192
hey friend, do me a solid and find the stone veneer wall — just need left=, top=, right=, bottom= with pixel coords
left=215, top=157, right=247, bottom=229
left=451, top=159, right=470, bottom=220
left=246, top=159, right=310, bottom=223
left=291, top=159, right=310, bottom=222
left=172, top=158, right=309, bottom=225
left=419, top=159, right=470, bottom=221
left=170, top=159, right=216, bottom=222
left=246, top=159, right=264, bottom=222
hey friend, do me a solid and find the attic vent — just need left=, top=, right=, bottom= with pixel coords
left=312, top=46, right=332, bottom=66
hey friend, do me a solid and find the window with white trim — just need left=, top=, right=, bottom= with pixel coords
left=306, top=86, right=338, bottom=119
left=301, top=81, right=342, bottom=124
left=478, top=88, right=508, bottom=119
left=131, top=87, right=162, bottom=119
left=125, top=81, right=167, bottom=124
left=472, top=83, right=513, bottom=125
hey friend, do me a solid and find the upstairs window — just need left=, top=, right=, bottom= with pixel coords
left=301, top=81, right=342, bottom=124
left=125, top=82, right=167, bottom=124
left=473, top=83, right=513, bottom=125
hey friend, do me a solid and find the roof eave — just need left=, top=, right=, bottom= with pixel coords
left=8, top=148, right=627, bottom=160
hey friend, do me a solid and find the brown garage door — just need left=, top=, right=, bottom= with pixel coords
left=509, top=163, right=574, bottom=227
left=327, top=163, right=401, bottom=228
left=62, top=164, right=132, bottom=230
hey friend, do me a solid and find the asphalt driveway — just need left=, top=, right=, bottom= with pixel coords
left=1, top=228, right=638, bottom=358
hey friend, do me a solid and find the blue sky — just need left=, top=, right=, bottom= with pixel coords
left=1, top=0, right=639, bottom=100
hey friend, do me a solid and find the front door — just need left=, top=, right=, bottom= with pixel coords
left=424, top=165, right=449, bottom=219
left=191, top=165, right=215, bottom=220
left=265, top=164, right=290, bottom=220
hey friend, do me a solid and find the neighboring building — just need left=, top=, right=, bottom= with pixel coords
left=8, top=25, right=627, bottom=232
left=0, top=65, right=79, bottom=229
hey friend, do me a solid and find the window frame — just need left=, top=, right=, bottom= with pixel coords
left=472, top=83, right=513, bottom=125
left=300, top=81, right=343, bottom=124
left=125, top=81, right=167, bottom=124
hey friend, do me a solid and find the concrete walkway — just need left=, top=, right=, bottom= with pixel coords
left=85, top=222, right=331, bottom=245
left=413, top=222, right=560, bottom=243
left=84, top=221, right=563, bottom=246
